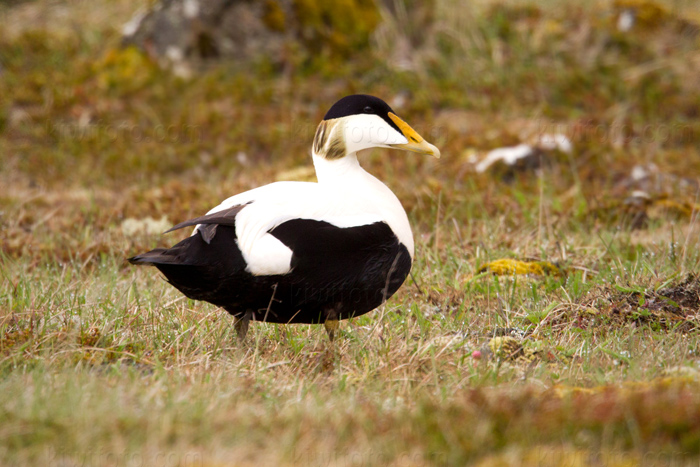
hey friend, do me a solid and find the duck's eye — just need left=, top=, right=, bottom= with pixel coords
left=363, top=106, right=373, bottom=114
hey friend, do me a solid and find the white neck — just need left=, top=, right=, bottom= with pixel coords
left=312, top=151, right=363, bottom=183
left=310, top=151, right=414, bottom=258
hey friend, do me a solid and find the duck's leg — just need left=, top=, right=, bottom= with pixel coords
left=233, top=310, right=252, bottom=342
left=324, top=309, right=339, bottom=342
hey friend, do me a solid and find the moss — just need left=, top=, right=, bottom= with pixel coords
left=262, top=0, right=287, bottom=33
left=478, top=259, right=564, bottom=278
left=613, top=0, right=671, bottom=29
left=93, top=46, right=159, bottom=94
left=292, top=0, right=380, bottom=57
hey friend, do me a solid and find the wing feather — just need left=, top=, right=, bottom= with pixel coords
left=165, top=203, right=250, bottom=234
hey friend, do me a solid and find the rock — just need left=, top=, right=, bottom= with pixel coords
left=474, top=133, right=573, bottom=179
left=121, top=0, right=381, bottom=74
left=475, top=144, right=541, bottom=174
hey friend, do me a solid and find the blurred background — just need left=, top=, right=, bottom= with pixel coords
left=1, top=0, right=699, bottom=260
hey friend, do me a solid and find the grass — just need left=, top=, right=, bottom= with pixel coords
left=2, top=0, right=700, bottom=465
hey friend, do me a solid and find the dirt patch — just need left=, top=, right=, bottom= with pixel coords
left=608, top=274, right=700, bottom=331
left=546, top=274, right=700, bottom=332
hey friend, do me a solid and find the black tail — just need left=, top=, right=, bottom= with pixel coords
left=127, top=226, right=247, bottom=304
left=128, top=249, right=180, bottom=266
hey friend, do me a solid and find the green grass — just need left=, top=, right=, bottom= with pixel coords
left=2, top=0, right=700, bottom=465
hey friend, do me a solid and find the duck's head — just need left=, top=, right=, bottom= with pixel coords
left=313, top=94, right=441, bottom=160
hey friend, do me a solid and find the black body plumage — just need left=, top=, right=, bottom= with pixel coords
left=129, top=218, right=411, bottom=324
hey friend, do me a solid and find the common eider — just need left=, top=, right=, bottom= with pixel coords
left=129, top=94, right=440, bottom=341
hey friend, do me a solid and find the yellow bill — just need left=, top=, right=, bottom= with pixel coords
left=388, top=112, right=441, bottom=158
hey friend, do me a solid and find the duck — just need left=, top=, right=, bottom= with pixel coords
left=128, top=94, right=440, bottom=341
